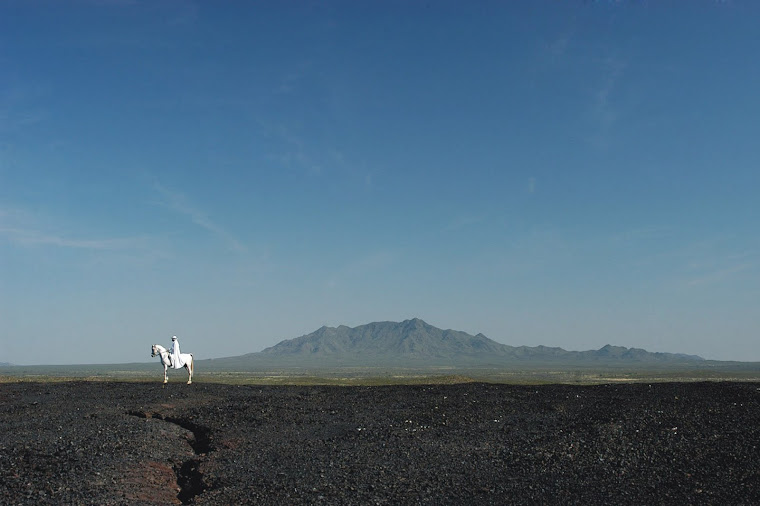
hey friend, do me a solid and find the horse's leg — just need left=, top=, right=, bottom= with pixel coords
left=186, top=356, right=193, bottom=384
left=163, top=363, right=168, bottom=384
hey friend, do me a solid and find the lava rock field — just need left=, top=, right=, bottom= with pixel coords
left=1, top=381, right=758, bottom=504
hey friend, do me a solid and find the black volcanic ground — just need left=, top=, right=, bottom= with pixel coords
left=1, top=380, right=759, bottom=505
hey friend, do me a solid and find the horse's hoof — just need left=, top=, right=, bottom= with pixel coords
left=187, top=381, right=192, bottom=385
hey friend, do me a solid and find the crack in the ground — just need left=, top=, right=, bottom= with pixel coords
left=163, top=416, right=212, bottom=504
left=127, top=410, right=213, bottom=504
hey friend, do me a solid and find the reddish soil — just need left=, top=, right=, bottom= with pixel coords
left=1, top=381, right=759, bottom=504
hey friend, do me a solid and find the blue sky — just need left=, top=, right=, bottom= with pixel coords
left=1, top=1, right=758, bottom=365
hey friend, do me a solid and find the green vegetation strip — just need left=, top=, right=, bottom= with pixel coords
left=2, top=366, right=760, bottom=386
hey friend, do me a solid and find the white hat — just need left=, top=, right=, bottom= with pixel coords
left=172, top=336, right=177, bottom=340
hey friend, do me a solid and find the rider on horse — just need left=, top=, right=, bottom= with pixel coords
left=169, top=336, right=185, bottom=369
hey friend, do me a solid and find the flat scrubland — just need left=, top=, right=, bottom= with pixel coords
left=2, top=361, right=760, bottom=386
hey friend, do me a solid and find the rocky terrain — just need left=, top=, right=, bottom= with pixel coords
left=1, top=380, right=759, bottom=505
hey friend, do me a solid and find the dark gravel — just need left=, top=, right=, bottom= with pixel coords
left=1, top=381, right=759, bottom=505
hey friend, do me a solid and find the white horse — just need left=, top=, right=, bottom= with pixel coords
left=151, top=344, right=194, bottom=384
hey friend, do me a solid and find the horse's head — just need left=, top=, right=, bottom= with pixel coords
left=151, top=344, right=158, bottom=357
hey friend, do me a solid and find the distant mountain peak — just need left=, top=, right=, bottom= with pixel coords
left=260, top=318, right=507, bottom=364
left=234, top=319, right=705, bottom=368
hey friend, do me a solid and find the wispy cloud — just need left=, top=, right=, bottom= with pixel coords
left=276, top=60, right=315, bottom=95
left=0, top=210, right=172, bottom=285
left=547, top=34, right=571, bottom=60
left=0, top=207, right=147, bottom=251
left=609, top=226, right=673, bottom=244
left=346, top=250, right=398, bottom=273
left=586, top=55, right=627, bottom=149
left=595, top=56, right=626, bottom=119
left=537, top=22, right=627, bottom=151
left=537, top=17, right=575, bottom=65
left=153, top=183, right=246, bottom=252
left=445, top=214, right=486, bottom=232
left=263, top=121, right=373, bottom=186
left=0, top=226, right=142, bottom=250
left=687, top=262, right=754, bottom=287
left=683, top=248, right=757, bottom=287
left=263, top=123, right=322, bottom=175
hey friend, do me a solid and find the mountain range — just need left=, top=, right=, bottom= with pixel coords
left=205, top=318, right=704, bottom=369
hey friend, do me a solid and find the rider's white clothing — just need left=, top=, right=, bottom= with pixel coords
left=170, top=338, right=185, bottom=369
